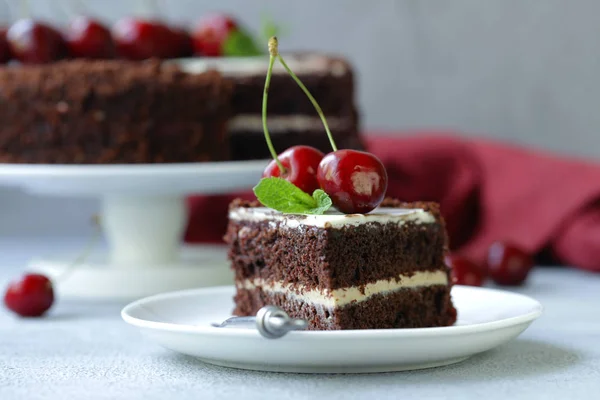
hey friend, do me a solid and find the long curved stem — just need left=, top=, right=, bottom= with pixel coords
left=57, top=215, right=101, bottom=282
left=277, top=54, right=338, bottom=152
left=263, top=41, right=285, bottom=173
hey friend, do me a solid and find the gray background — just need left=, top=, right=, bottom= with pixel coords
left=1, top=0, right=599, bottom=236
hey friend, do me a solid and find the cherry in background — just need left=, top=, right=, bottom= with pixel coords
left=4, top=273, right=54, bottom=317
left=488, top=242, right=534, bottom=286
left=7, top=19, right=67, bottom=63
left=112, top=18, right=175, bottom=60
left=263, top=145, right=324, bottom=194
left=317, top=149, right=388, bottom=214
left=0, top=27, right=10, bottom=63
left=445, top=254, right=486, bottom=287
left=170, top=27, right=193, bottom=58
left=66, top=16, right=114, bottom=59
left=192, top=14, right=237, bottom=56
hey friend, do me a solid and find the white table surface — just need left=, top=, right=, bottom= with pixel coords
left=0, top=239, right=599, bottom=400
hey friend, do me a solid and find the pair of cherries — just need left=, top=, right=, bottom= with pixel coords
left=263, top=146, right=388, bottom=214
left=446, top=242, right=534, bottom=287
left=261, top=37, right=387, bottom=215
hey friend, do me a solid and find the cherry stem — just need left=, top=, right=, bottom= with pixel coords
left=20, top=0, right=29, bottom=18
left=273, top=40, right=338, bottom=152
left=263, top=37, right=286, bottom=174
left=56, top=215, right=101, bottom=283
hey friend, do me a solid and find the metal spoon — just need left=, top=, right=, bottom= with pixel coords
left=211, top=305, right=308, bottom=339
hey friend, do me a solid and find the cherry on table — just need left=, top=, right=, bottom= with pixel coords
left=192, top=14, right=238, bottom=56
left=112, top=18, right=173, bottom=60
left=7, top=19, right=67, bottom=63
left=66, top=16, right=114, bottom=59
left=263, top=145, right=324, bottom=194
left=487, top=242, right=534, bottom=286
left=317, top=149, right=388, bottom=214
left=445, top=255, right=486, bottom=286
left=4, top=273, right=54, bottom=317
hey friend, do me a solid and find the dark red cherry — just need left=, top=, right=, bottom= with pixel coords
left=170, top=27, right=193, bottom=58
left=487, top=242, right=534, bottom=286
left=112, top=18, right=173, bottom=60
left=445, top=255, right=486, bottom=286
left=4, top=273, right=54, bottom=317
left=66, top=16, right=114, bottom=59
left=192, top=14, right=237, bottom=56
left=7, top=19, right=67, bottom=63
left=316, top=150, right=388, bottom=214
left=0, top=27, right=11, bottom=63
left=263, top=145, right=324, bottom=194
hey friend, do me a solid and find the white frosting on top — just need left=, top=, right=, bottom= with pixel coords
left=175, top=54, right=347, bottom=77
left=229, top=207, right=436, bottom=228
left=237, top=270, right=448, bottom=308
left=228, top=114, right=349, bottom=133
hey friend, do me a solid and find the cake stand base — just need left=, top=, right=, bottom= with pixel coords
left=0, top=160, right=267, bottom=300
left=27, top=245, right=233, bottom=300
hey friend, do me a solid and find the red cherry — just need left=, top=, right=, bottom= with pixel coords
left=316, top=150, right=388, bottom=214
left=4, top=273, right=54, bottom=317
left=7, top=19, right=67, bottom=63
left=445, top=255, right=486, bottom=286
left=170, top=27, right=193, bottom=58
left=487, top=242, right=534, bottom=286
left=112, top=18, right=173, bottom=60
left=192, top=14, right=238, bottom=56
left=0, top=27, right=11, bottom=63
left=263, top=146, right=324, bottom=194
left=65, top=16, right=114, bottom=59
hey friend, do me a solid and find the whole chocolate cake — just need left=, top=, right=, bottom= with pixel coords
left=0, top=54, right=361, bottom=164
left=225, top=198, right=457, bottom=330
left=0, top=59, right=233, bottom=164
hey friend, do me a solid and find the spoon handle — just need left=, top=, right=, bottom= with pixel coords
left=212, top=305, right=308, bottom=339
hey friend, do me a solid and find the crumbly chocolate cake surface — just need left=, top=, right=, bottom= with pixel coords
left=0, top=59, right=232, bottom=164
left=225, top=198, right=457, bottom=330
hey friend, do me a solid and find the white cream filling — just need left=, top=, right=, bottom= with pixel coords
left=229, top=207, right=436, bottom=229
left=228, top=114, right=349, bottom=133
left=175, top=54, right=347, bottom=77
left=237, top=270, right=448, bottom=308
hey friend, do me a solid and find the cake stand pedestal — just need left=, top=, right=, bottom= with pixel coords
left=0, top=161, right=267, bottom=299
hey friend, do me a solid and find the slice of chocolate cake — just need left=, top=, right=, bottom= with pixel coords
left=225, top=198, right=457, bottom=330
left=178, top=53, right=363, bottom=160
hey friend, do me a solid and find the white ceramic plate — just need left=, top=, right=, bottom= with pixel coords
left=0, top=160, right=269, bottom=196
left=122, top=285, right=542, bottom=373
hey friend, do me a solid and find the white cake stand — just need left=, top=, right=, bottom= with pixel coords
left=0, top=160, right=268, bottom=299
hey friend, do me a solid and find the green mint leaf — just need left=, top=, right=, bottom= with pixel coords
left=222, top=29, right=262, bottom=57
left=311, top=189, right=333, bottom=214
left=253, top=177, right=331, bottom=215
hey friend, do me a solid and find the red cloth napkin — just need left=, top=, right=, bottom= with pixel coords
left=185, top=134, right=600, bottom=272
